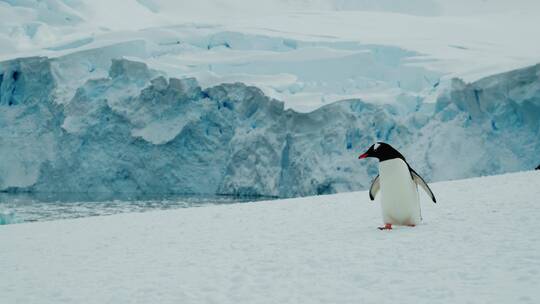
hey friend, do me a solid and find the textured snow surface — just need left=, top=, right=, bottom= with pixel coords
left=1, top=56, right=540, bottom=197
left=1, top=171, right=539, bottom=303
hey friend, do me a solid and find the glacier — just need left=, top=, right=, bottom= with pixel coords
left=0, top=55, right=539, bottom=198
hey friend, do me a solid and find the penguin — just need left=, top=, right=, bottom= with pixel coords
left=358, top=142, right=436, bottom=230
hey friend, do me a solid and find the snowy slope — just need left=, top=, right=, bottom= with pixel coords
left=1, top=0, right=539, bottom=110
left=1, top=171, right=539, bottom=303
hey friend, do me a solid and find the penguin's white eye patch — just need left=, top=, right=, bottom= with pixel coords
left=373, top=143, right=380, bottom=150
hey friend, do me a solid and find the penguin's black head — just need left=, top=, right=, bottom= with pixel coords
left=358, top=142, right=405, bottom=162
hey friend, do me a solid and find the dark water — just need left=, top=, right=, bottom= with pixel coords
left=0, top=192, right=267, bottom=225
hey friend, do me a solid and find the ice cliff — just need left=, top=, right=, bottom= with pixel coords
left=407, top=64, right=540, bottom=181
left=1, top=56, right=539, bottom=198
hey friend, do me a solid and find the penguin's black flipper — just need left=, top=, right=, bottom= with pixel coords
left=369, top=175, right=380, bottom=201
left=410, top=169, right=437, bottom=203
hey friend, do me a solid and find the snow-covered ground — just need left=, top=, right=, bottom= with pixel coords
left=1, top=171, right=539, bottom=303
left=2, top=0, right=539, bottom=111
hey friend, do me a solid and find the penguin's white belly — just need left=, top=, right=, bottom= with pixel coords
left=379, top=159, right=421, bottom=225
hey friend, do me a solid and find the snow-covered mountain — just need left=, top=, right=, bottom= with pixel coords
left=1, top=1, right=539, bottom=198
left=1, top=53, right=538, bottom=197
left=2, top=0, right=540, bottom=110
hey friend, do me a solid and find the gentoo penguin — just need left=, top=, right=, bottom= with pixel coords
left=359, top=142, right=436, bottom=230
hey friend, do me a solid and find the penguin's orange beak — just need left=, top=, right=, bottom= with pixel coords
left=358, top=153, right=369, bottom=159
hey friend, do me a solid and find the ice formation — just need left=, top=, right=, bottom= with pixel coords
left=1, top=56, right=539, bottom=197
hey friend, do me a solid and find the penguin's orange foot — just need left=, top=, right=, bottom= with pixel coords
left=378, top=223, right=392, bottom=230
